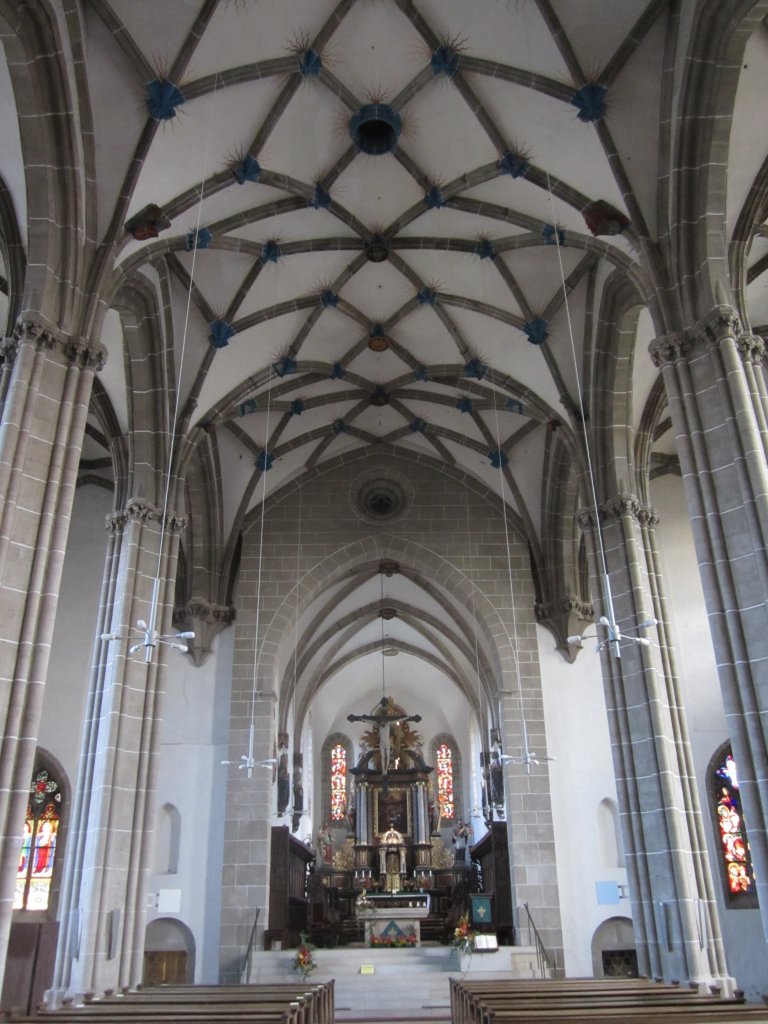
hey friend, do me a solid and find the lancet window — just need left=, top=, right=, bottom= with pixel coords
left=710, top=745, right=755, bottom=906
left=330, top=743, right=347, bottom=821
left=321, top=732, right=352, bottom=826
left=429, top=734, right=462, bottom=825
left=14, top=766, right=62, bottom=912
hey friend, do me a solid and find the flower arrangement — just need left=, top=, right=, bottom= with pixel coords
left=370, top=933, right=418, bottom=948
left=452, top=913, right=476, bottom=954
left=293, top=933, right=317, bottom=979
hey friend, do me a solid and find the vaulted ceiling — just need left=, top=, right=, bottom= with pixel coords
left=3, top=0, right=768, bottom=666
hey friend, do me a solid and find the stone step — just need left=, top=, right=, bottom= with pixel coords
left=245, top=944, right=548, bottom=1014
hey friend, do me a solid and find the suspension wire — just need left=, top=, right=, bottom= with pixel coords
left=544, top=172, right=617, bottom=627
left=246, top=375, right=274, bottom=765
left=490, top=391, right=534, bottom=761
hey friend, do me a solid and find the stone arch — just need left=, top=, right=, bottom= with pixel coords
left=591, top=916, right=637, bottom=978
left=591, top=272, right=647, bottom=502
left=256, top=533, right=518, bottom=742
left=0, top=1, right=88, bottom=330
left=0, top=172, right=25, bottom=332
left=143, top=917, right=195, bottom=985
left=669, top=0, right=768, bottom=322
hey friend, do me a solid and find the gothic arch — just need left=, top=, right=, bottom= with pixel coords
left=319, top=732, right=353, bottom=829
left=257, top=533, right=521, bottom=744
left=428, top=733, right=464, bottom=824
left=14, top=748, right=69, bottom=918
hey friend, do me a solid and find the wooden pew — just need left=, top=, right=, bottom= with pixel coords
left=450, top=978, right=768, bottom=1024
left=35, top=981, right=334, bottom=1024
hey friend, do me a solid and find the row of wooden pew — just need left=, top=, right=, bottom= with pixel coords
left=29, top=982, right=334, bottom=1024
left=450, top=978, right=768, bottom=1024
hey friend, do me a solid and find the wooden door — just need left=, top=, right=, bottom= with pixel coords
left=142, top=950, right=187, bottom=987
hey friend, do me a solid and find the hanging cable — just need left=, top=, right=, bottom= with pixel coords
left=220, top=376, right=277, bottom=776
left=490, top=392, right=555, bottom=777
left=544, top=174, right=656, bottom=658
left=101, top=75, right=226, bottom=662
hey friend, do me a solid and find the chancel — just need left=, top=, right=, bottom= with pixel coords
left=2, top=0, right=768, bottom=1018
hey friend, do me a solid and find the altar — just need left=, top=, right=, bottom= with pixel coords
left=355, top=892, right=430, bottom=947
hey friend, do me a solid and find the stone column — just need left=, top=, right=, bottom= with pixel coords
left=580, top=497, right=730, bottom=988
left=650, top=308, right=768, bottom=939
left=0, top=320, right=104, bottom=993
left=51, top=500, right=186, bottom=1000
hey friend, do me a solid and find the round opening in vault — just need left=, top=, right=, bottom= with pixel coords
left=349, top=104, right=402, bottom=155
left=351, top=470, right=415, bottom=524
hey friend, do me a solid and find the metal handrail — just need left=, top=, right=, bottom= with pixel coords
left=241, top=907, right=261, bottom=983
left=516, top=901, right=553, bottom=977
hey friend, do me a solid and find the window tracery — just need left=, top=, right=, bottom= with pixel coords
left=15, top=767, right=62, bottom=912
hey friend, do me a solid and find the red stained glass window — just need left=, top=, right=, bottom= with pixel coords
left=14, top=768, right=61, bottom=912
left=714, top=751, right=754, bottom=895
left=330, top=744, right=347, bottom=821
left=437, top=743, right=455, bottom=820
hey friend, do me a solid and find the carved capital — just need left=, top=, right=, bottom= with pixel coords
left=172, top=598, right=235, bottom=666
left=1, top=336, right=19, bottom=363
left=577, top=507, right=600, bottom=531
left=737, top=333, right=765, bottom=365
left=578, top=496, right=659, bottom=528
left=700, top=305, right=741, bottom=346
left=13, top=317, right=106, bottom=371
left=601, top=494, right=659, bottom=525
left=649, top=332, right=691, bottom=367
left=650, top=306, right=744, bottom=367
left=14, top=316, right=65, bottom=350
left=64, top=336, right=107, bottom=371
left=106, top=499, right=188, bottom=535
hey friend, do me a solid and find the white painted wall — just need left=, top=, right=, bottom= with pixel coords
left=538, top=625, right=628, bottom=977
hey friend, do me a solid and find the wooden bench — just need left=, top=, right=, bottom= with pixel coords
left=115, top=982, right=334, bottom=1024
left=450, top=978, right=768, bottom=1024
left=35, top=981, right=334, bottom=1024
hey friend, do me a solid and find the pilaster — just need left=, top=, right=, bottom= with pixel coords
left=580, top=495, right=731, bottom=988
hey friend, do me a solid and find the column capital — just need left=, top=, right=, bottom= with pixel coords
left=736, top=333, right=765, bottom=365
left=12, top=317, right=107, bottom=371
left=106, top=499, right=187, bottom=535
left=578, top=494, right=659, bottom=528
left=649, top=306, right=746, bottom=367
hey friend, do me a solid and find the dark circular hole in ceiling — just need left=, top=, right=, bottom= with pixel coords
left=370, top=493, right=395, bottom=515
left=349, top=104, right=402, bottom=155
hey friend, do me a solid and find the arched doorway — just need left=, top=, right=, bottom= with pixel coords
left=143, top=918, right=195, bottom=986
left=591, top=917, right=637, bottom=978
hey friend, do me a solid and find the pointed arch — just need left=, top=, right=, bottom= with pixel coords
left=320, top=732, right=353, bottom=828
left=707, top=740, right=757, bottom=908
left=428, top=733, right=464, bottom=825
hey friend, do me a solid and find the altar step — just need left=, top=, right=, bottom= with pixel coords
left=245, top=944, right=548, bottom=1018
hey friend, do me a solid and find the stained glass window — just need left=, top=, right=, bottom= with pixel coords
left=714, top=750, right=754, bottom=896
left=14, top=767, right=61, bottom=912
left=330, top=743, right=347, bottom=821
left=436, top=743, right=455, bottom=821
